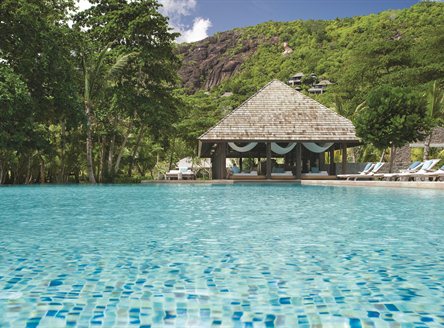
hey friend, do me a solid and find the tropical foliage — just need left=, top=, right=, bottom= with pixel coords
left=0, top=0, right=179, bottom=184
left=0, top=0, right=443, bottom=183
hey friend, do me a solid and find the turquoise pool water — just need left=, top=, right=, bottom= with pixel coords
left=0, top=184, right=444, bottom=328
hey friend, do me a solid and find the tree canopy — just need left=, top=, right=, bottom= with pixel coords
left=354, top=85, right=428, bottom=149
left=0, top=0, right=180, bottom=184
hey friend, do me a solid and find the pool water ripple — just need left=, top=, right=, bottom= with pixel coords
left=0, top=184, right=444, bottom=327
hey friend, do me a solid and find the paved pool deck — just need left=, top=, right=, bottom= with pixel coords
left=301, top=179, right=444, bottom=190
left=141, top=179, right=301, bottom=185
left=141, top=179, right=444, bottom=190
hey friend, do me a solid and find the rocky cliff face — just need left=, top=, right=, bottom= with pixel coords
left=177, top=30, right=277, bottom=93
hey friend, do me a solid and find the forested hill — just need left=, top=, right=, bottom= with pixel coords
left=177, top=1, right=444, bottom=113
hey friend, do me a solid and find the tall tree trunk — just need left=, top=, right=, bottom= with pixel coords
left=0, top=158, right=5, bottom=184
left=83, top=61, right=96, bottom=184
left=379, top=148, right=386, bottom=163
left=39, top=156, right=45, bottom=184
left=85, top=101, right=96, bottom=183
left=128, top=126, right=145, bottom=177
left=389, top=145, right=396, bottom=173
left=0, top=153, right=7, bottom=184
left=114, top=120, right=133, bottom=175
left=12, top=164, right=18, bottom=184
left=108, top=135, right=116, bottom=176
left=168, top=138, right=176, bottom=171
left=423, top=132, right=433, bottom=161
left=24, top=155, right=32, bottom=184
left=136, top=162, right=145, bottom=176
left=99, top=136, right=107, bottom=183
left=59, top=121, right=66, bottom=183
left=351, top=148, right=357, bottom=163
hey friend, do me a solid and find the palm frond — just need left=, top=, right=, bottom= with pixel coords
left=427, top=81, right=444, bottom=121
left=107, top=52, right=139, bottom=80
left=87, top=42, right=114, bottom=97
left=352, top=101, right=367, bottom=118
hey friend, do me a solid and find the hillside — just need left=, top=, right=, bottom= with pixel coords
left=177, top=1, right=444, bottom=127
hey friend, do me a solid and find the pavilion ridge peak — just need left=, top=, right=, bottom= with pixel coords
left=199, top=80, right=358, bottom=143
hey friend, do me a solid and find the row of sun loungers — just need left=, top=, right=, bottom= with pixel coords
left=376, top=159, right=441, bottom=181
left=164, top=161, right=443, bottom=181
left=338, top=159, right=444, bottom=181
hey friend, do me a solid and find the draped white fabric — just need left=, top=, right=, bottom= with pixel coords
left=302, top=142, right=334, bottom=153
left=271, top=142, right=297, bottom=155
left=228, top=142, right=258, bottom=153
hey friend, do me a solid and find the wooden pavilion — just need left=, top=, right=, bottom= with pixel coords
left=198, top=80, right=360, bottom=179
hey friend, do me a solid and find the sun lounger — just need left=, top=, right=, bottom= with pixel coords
left=302, top=171, right=335, bottom=180
left=337, top=162, right=374, bottom=180
left=231, top=170, right=266, bottom=180
left=339, top=162, right=384, bottom=181
left=181, top=171, right=196, bottom=180
left=404, top=160, right=442, bottom=181
left=165, top=167, right=195, bottom=180
left=417, top=164, right=444, bottom=181
left=165, top=169, right=180, bottom=179
left=352, top=162, right=385, bottom=180
left=271, top=171, right=295, bottom=180
left=375, top=161, right=423, bottom=181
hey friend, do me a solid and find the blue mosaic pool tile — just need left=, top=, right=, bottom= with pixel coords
left=385, top=303, right=400, bottom=311
left=278, top=297, right=291, bottom=304
left=232, top=311, right=243, bottom=321
left=25, top=317, right=41, bottom=328
left=349, top=318, right=362, bottom=328
left=421, top=316, right=434, bottom=322
left=46, top=310, right=57, bottom=317
left=367, top=311, right=380, bottom=318
left=2, top=185, right=444, bottom=327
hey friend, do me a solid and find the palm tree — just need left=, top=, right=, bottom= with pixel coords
left=333, top=96, right=366, bottom=162
left=333, top=95, right=366, bottom=119
left=423, top=81, right=444, bottom=160
left=81, top=43, right=136, bottom=183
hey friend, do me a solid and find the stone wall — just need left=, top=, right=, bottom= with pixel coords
left=392, top=145, right=412, bottom=173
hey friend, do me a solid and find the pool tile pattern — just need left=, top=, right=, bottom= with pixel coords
left=1, top=185, right=444, bottom=327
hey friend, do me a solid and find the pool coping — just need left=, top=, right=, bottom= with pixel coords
left=141, top=179, right=302, bottom=184
left=141, top=179, right=444, bottom=190
left=301, top=180, right=444, bottom=190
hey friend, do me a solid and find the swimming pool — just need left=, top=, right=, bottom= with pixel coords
left=0, top=184, right=443, bottom=327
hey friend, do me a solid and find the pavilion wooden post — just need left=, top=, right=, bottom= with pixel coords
left=220, top=142, right=227, bottom=179
left=329, top=148, right=335, bottom=176
left=211, top=153, right=217, bottom=179
left=266, top=142, right=272, bottom=179
left=212, top=142, right=227, bottom=179
left=319, top=151, right=325, bottom=170
left=239, top=157, right=243, bottom=172
left=341, top=143, right=347, bottom=174
left=295, top=143, right=302, bottom=180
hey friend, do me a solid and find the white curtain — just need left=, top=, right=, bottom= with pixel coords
left=271, top=142, right=297, bottom=155
left=302, top=142, right=334, bottom=153
left=228, top=142, right=258, bottom=153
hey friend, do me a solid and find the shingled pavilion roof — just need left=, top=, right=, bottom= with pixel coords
left=199, top=80, right=359, bottom=143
